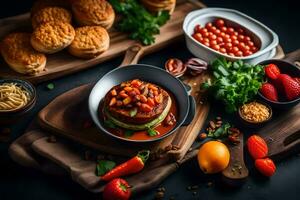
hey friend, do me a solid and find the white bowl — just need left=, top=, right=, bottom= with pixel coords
left=183, top=8, right=279, bottom=64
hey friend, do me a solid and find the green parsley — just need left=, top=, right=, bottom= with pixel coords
left=147, top=128, right=158, bottom=137
left=109, top=0, right=170, bottom=45
left=203, top=58, right=264, bottom=113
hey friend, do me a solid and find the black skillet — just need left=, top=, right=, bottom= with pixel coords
left=258, top=49, right=300, bottom=109
left=89, top=44, right=196, bottom=143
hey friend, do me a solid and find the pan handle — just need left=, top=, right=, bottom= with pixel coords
left=282, top=48, right=300, bottom=67
left=120, top=44, right=144, bottom=67
left=181, top=96, right=196, bottom=126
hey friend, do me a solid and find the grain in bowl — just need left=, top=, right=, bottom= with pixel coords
left=239, top=101, right=271, bottom=123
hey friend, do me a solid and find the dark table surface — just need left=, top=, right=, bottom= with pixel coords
left=0, top=0, right=300, bottom=200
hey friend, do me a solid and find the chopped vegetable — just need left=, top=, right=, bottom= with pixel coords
left=204, top=58, right=264, bottom=112
left=147, top=128, right=158, bottom=137
left=124, top=130, right=135, bottom=137
left=109, top=0, right=170, bottom=45
left=129, top=108, right=137, bottom=117
left=101, top=150, right=150, bottom=181
left=96, top=160, right=116, bottom=176
left=46, top=83, right=55, bottom=90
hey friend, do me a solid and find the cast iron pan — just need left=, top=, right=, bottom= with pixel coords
left=89, top=45, right=196, bottom=143
left=258, top=49, right=300, bottom=109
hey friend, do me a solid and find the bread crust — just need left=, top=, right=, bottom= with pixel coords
left=72, top=0, right=115, bottom=29
left=31, top=22, right=75, bottom=54
left=1, top=33, right=46, bottom=75
left=31, top=6, right=72, bottom=29
left=68, top=26, right=109, bottom=59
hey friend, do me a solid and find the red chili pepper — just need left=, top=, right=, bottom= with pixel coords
left=101, top=150, right=150, bottom=181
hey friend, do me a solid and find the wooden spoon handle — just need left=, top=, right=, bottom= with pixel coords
left=120, top=44, right=144, bottom=67
left=222, top=132, right=249, bottom=183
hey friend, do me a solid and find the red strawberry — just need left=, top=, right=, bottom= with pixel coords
left=255, top=158, right=276, bottom=177
left=260, top=83, right=278, bottom=101
left=294, top=77, right=300, bottom=85
left=264, top=64, right=280, bottom=80
left=278, top=74, right=300, bottom=101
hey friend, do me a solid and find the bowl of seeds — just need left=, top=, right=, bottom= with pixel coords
left=238, top=101, right=272, bottom=127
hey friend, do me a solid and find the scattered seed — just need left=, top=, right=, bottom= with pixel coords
left=186, top=186, right=192, bottom=191
left=169, top=196, right=175, bottom=200
left=199, top=133, right=207, bottom=140
left=191, top=185, right=199, bottom=190
left=155, top=191, right=165, bottom=199
left=216, top=116, right=222, bottom=120
left=206, top=182, right=213, bottom=187
left=192, top=191, right=197, bottom=196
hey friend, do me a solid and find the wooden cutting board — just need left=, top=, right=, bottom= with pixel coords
left=0, top=0, right=206, bottom=84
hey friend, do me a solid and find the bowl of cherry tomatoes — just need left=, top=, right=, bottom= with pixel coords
left=183, top=8, right=279, bottom=64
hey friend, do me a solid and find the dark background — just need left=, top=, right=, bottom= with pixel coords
left=0, top=0, right=299, bottom=200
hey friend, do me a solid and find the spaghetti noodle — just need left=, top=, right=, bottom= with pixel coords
left=0, top=83, right=31, bottom=111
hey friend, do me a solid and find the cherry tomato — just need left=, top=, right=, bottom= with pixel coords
left=213, top=29, right=221, bottom=35
left=220, top=26, right=227, bottom=32
left=231, top=35, right=238, bottom=41
left=228, top=52, right=235, bottom=57
left=200, top=28, right=208, bottom=34
left=216, top=37, right=223, bottom=43
left=194, top=24, right=202, bottom=33
left=219, top=47, right=227, bottom=54
left=231, top=46, right=239, bottom=54
left=203, top=42, right=210, bottom=47
left=193, top=33, right=202, bottom=41
left=227, top=27, right=235, bottom=35
left=203, top=37, right=209, bottom=42
left=224, top=37, right=232, bottom=43
left=225, top=43, right=233, bottom=50
left=251, top=46, right=258, bottom=52
left=247, top=41, right=254, bottom=47
left=237, top=28, right=244, bottom=34
left=233, top=31, right=239, bottom=36
left=203, top=32, right=210, bottom=38
left=243, top=45, right=250, bottom=52
left=209, top=34, right=217, bottom=40
left=205, top=22, right=213, bottom=29
left=244, top=36, right=251, bottom=42
left=219, top=32, right=226, bottom=38
left=235, top=51, right=243, bottom=57
left=216, top=19, right=225, bottom=28
left=244, top=50, right=253, bottom=56
left=232, top=39, right=239, bottom=46
left=209, top=26, right=217, bottom=32
left=238, top=35, right=245, bottom=41
left=210, top=40, right=217, bottom=46
left=238, top=42, right=246, bottom=50
left=211, top=44, right=220, bottom=51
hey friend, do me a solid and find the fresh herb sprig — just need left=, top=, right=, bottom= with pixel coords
left=203, top=58, right=264, bottom=113
left=109, top=0, right=170, bottom=45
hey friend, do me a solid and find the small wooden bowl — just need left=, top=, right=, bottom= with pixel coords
left=238, top=101, right=273, bottom=128
left=0, top=79, right=36, bottom=125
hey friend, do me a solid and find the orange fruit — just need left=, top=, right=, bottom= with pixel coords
left=197, top=141, right=230, bottom=174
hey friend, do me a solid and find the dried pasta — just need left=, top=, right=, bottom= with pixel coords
left=0, top=83, right=31, bottom=111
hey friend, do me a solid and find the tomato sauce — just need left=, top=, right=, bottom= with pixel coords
left=99, top=94, right=178, bottom=141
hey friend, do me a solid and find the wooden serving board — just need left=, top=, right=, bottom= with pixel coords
left=37, top=74, right=210, bottom=161
left=0, top=0, right=206, bottom=84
